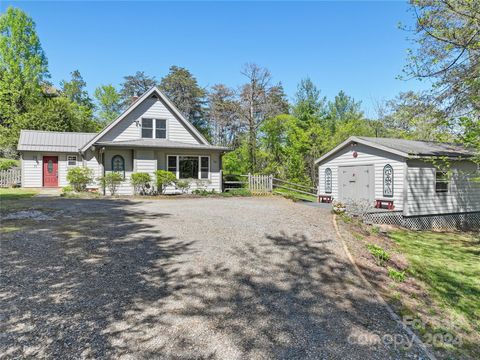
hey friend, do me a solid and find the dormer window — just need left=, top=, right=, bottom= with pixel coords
left=142, top=118, right=153, bottom=138
left=142, top=118, right=166, bottom=139
left=156, top=119, right=166, bottom=139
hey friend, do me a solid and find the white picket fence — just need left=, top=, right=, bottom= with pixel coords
left=0, top=168, right=21, bottom=187
left=247, top=173, right=273, bottom=194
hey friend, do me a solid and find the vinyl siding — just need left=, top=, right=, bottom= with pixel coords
left=21, top=152, right=42, bottom=187
left=134, top=149, right=157, bottom=178
left=21, top=152, right=80, bottom=188
left=318, top=144, right=406, bottom=210
left=83, top=149, right=102, bottom=188
left=405, top=160, right=480, bottom=216
left=156, top=150, right=221, bottom=193
left=99, top=97, right=200, bottom=144
left=104, top=149, right=134, bottom=195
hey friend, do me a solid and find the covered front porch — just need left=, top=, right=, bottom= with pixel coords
left=86, top=140, right=228, bottom=195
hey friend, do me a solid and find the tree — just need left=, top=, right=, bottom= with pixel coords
left=238, top=63, right=289, bottom=172
left=208, top=84, right=241, bottom=146
left=292, top=78, right=326, bottom=124
left=60, top=70, right=93, bottom=108
left=94, top=84, right=122, bottom=126
left=404, top=0, right=480, bottom=117
left=378, top=91, right=453, bottom=142
left=327, top=91, right=363, bottom=122
left=0, top=96, right=100, bottom=151
left=119, top=71, right=156, bottom=107
left=0, top=7, right=49, bottom=126
left=159, top=66, right=208, bottom=136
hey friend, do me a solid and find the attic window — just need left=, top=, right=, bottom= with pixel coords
left=435, top=170, right=449, bottom=193
left=142, top=118, right=153, bottom=138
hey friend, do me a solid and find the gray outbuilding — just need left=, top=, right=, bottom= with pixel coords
left=315, top=136, right=480, bottom=229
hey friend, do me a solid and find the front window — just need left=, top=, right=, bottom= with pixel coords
left=383, top=164, right=394, bottom=197
left=435, top=170, right=449, bottom=193
left=179, top=156, right=199, bottom=179
left=142, top=118, right=153, bottom=138
left=200, top=157, right=209, bottom=179
left=67, top=155, right=77, bottom=167
left=112, top=155, right=125, bottom=178
left=167, top=156, right=177, bottom=173
left=168, top=155, right=209, bottom=179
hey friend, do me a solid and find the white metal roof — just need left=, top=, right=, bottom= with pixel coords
left=17, top=130, right=96, bottom=152
left=315, top=136, right=475, bottom=164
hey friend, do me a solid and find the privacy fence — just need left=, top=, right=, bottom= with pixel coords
left=0, top=168, right=21, bottom=188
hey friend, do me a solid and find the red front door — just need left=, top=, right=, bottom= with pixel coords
left=43, top=156, right=58, bottom=187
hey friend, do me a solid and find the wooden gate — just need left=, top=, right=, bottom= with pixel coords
left=248, top=174, right=273, bottom=194
left=0, top=168, right=21, bottom=187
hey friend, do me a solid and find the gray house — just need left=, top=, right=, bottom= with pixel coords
left=316, top=136, right=480, bottom=229
left=17, top=87, right=229, bottom=194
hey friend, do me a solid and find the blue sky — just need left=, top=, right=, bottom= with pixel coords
left=2, top=1, right=430, bottom=117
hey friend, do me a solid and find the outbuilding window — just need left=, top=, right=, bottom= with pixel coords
left=112, top=155, right=125, bottom=178
left=67, top=155, right=77, bottom=166
left=435, top=170, right=449, bottom=193
left=383, top=164, right=394, bottom=197
left=325, top=168, right=332, bottom=194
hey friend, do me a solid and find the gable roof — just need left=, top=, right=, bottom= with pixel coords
left=18, top=130, right=96, bottom=152
left=315, top=136, right=475, bottom=164
left=80, top=86, right=209, bottom=152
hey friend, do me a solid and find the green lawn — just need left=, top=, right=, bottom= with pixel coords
left=389, top=230, right=480, bottom=348
left=0, top=188, right=39, bottom=201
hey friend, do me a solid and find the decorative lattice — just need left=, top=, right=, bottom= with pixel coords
left=364, top=211, right=480, bottom=231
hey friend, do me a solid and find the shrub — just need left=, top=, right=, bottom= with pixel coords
left=194, top=179, right=211, bottom=191
left=366, top=244, right=391, bottom=266
left=176, top=179, right=191, bottom=194
left=98, top=172, right=123, bottom=196
left=227, top=188, right=251, bottom=196
left=387, top=267, right=407, bottom=282
left=62, top=185, right=73, bottom=193
left=0, top=158, right=19, bottom=171
left=66, top=167, right=93, bottom=192
left=192, top=189, right=215, bottom=196
left=131, top=172, right=152, bottom=195
left=155, top=170, right=177, bottom=194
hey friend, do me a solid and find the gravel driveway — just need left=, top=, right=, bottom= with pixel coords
left=1, top=197, right=428, bottom=359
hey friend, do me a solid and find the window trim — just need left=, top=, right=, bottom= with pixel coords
left=67, top=155, right=77, bottom=167
left=166, top=155, right=210, bottom=180
left=141, top=118, right=167, bottom=139
left=382, top=164, right=394, bottom=198
left=111, top=154, right=125, bottom=179
left=435, top=169, right=449, bottom=193
left=325, top=168, right=332, bottom=194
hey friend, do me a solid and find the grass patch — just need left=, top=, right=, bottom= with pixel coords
left=366, top=243, right=391, bottom=266
left=389, top=230, right=480, bottom=355
left=387, top=267, right=406, bottom=282
left=273, top=188, right=316, bottom=202
left=0, top=188, right=38, bottom=202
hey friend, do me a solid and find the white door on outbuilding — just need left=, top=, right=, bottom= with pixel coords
left=338, top=165, right=374, bottom=203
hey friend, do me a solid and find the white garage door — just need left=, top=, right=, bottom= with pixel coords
left=338, top=165, right=374, bottom=203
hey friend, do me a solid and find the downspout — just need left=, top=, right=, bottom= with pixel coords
left=101, top=147, right=106, bottom=196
